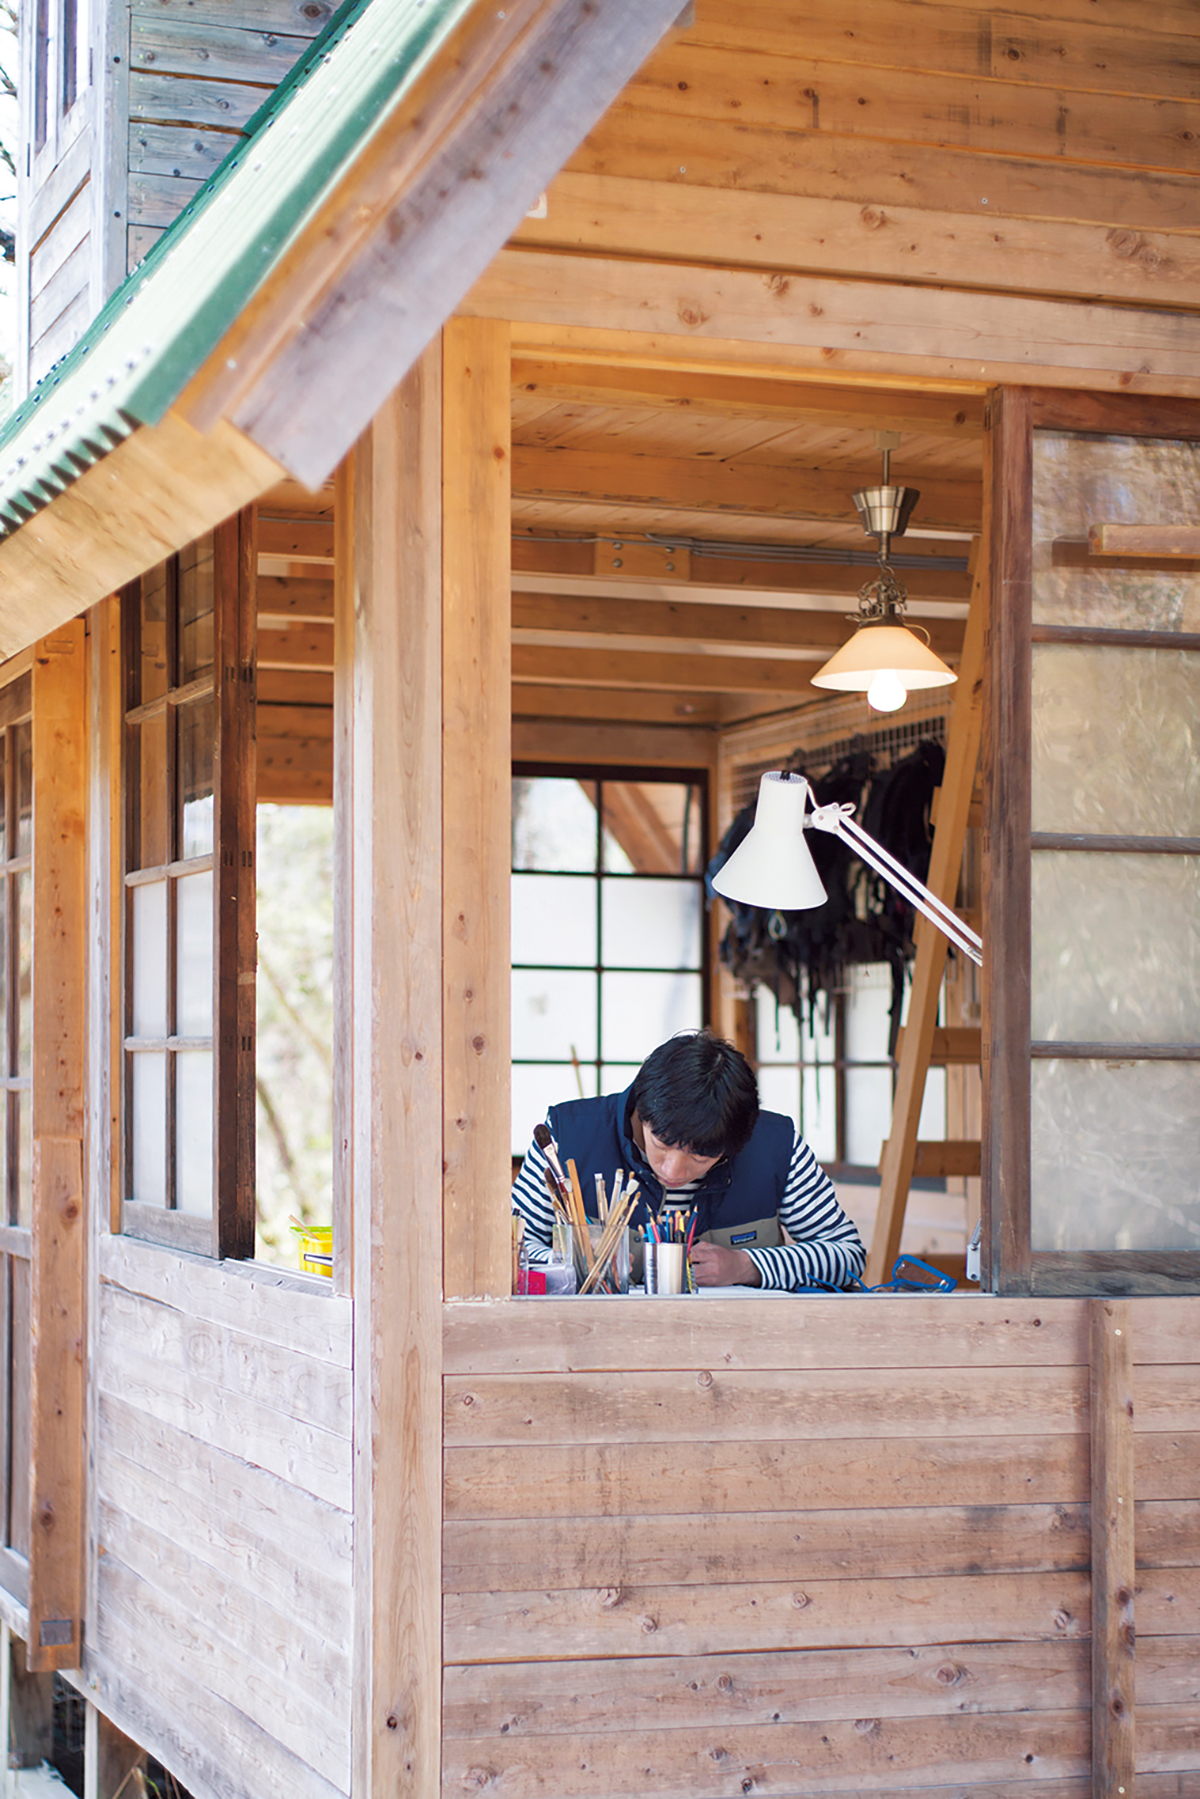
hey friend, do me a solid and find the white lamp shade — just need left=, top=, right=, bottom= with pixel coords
left=711, top=773, right=828, bottom=911
left=810, top=622, right=957, bottom=694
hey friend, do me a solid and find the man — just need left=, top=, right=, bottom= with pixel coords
left=511, top=1029, right=864, bottom=1291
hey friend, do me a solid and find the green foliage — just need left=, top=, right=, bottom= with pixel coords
left=255, top=804, right=333, bottom=1265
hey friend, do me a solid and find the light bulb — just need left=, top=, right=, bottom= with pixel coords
left=867, top=668, right=908, bottom=711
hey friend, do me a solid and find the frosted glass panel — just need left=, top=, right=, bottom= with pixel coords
left=512, top=778, right=598, bottom=871
left=601, top=879, right=701, bottom=969
left=845, top=964, right=893, bottom=1061
left=511, top=874, right=596, bottom=966
left=131, top=1051, right=167, bottom=1205
left=1033, top=432, right=1200, bottom=630
left=600, top=971, right=702, bottom=1062
left=511, top=969, right=597, bottom=1061
left=758, top=1064, right=800, bottom=1129
left=511, top=1061, right=599, bottom=1156
left=801, top=1067, right=837, bottom=1163
left=176, top=870, right=213, bottom=1036
left=16, top=872, right=29, bottom=1075
left=1031, top=853, right=1200, bottom=1044
left=15, top=1094, right=29, bottom=1229
left=1032, top=1058, right=1200, bottom=1250
left=1032, top=645, right=1200, bottom=837
left=175, top=1050, right=213, bottom=1215
left=756, top=985, right=802, bottom=1063
left=845, top=1066, right=892, bottom=1167
left=132, top=881, right=168, bottom=1038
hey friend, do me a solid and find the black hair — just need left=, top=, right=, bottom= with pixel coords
left=632, top=1029, right=759, bottom=1160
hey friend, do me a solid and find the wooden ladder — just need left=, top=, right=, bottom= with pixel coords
left=864, top=543, right=987, bottom=1287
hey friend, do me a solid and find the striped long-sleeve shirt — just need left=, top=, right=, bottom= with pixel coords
left=512, top=1123, right=865, bottom=1292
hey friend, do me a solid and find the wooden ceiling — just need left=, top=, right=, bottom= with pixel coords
left=254, top=363, right=983, bottom=802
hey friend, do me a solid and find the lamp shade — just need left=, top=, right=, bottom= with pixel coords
left=711, top=773, right=828, bottom=911
left=810, top=621, right=957, bottom=695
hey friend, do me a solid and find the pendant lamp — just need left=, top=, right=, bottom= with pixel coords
left=811, top=439, right=957, bottom=713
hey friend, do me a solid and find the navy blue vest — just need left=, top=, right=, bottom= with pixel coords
left=547, top=1082, right=794, bottom=1247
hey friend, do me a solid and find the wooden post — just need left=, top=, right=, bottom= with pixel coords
left=84, top=1703, right=146, bottom=1799
left=28, top=624, right=87, bottom=1672
left=441, top=318, right=512, bottom=1301
left=1090, top=1298, right=1136, bottom=1799
left=344, top=355, right=444, bottom=1799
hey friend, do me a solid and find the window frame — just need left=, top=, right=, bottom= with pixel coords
left=986, top=386, right=1200, bottom=1296
left=119, top=512, right=257, bottom=1260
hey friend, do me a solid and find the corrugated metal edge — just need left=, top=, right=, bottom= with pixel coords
left=0, top=0, right=478, bottom=537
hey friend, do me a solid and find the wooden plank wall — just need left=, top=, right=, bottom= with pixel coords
left=127, top=0, right=331, bottom=272
left=442, top=1295, right=1200, bottom=1799
left=85, top=1235, right=354, bottom=1799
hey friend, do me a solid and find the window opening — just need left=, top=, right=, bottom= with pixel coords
left=511, top=767, right=708, bottom=1155
left=0, top=671, right=31, bottom=1588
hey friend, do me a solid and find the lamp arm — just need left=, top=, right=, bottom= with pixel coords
left=808, top=802, right=983, bottom=968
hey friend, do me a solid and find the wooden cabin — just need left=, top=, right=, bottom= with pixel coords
left=2, top=1, right=1199, bottom=1796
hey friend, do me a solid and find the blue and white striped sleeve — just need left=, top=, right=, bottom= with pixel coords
left=744, top=1129, right=865, bottom=1291
left=511, top=1127, right=555, bottom=1266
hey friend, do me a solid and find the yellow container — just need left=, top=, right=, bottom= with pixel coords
left=290, top=1221, right=333, bottom=1278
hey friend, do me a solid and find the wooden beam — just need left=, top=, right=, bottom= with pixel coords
left=511, top=350, right=985, bottom=436
left=514, top=644, right=845, bottom=694
left=257, top=624, right=335, bottom=672
left=512, top=446, right=981, bottom=532
left=442, top=318, right=512, bottom=1302
left=512, top=719, right=716, bottom=767
left=1089, top=1299, right=1135, bottom=1799
left=182, top=0, right=693, bottom=486
left=1089, top=524, right=1200, bottom=558
left=257, top=576, right=334, bottom=622
left=28, top=623, right=87, bottom=1672
left=516, top=173, right=1200, bottom=313
left=512, top=683, right=722, bottom=725
left=344, top=360, right=444, bottom=1799
left=910, top=1140, right=981, bottom=1180
left=0, top=415, right=282, bottom=662
left=513, top=591, right=965, bottom=658
left=475, top=262, right=1200, bottom=401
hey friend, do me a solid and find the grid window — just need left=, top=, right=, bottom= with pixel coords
left=511, top=771, right=707, bottom=1154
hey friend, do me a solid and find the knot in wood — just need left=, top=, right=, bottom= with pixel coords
left=386, top=1715, right=399, bottom=1731
left=640, top=1614, right=658, bottom=1634
left=717, top=1674, right=733, bottom=1693
left=854, top=1718, right=880, bottom=1736
left=677, top=304, right=709, bottom=329
left=471, top=1035, right=486, bottom=1055
left=791, top=1591, right=810, bottom=1609
left=935, top=1662, right=966, bottom=1686
left=859, top=205, right=885, bottom=230
left=764, top=273, right=790, bottom=296
left=460, top=1392, right=475, bottom=1407
left=742, top=1782, right=754, bottom=1794
left=1052, top=1609, right=1073, bottom=1633
left=708, top=1746, right=727, bottom=1763
left=597, top=1587, right=622, bottom=1608
left=1107, top=229, right=1140, bottom=259
left=462, top=1768, right=493, bottom=1790
left=696, top=1370, right=714, bottom=1389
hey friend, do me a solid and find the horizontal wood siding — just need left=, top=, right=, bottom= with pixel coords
left=27, top=174, right=91, bottom=388
left=89, top=1235, right=353, bottom=1799
left=126, top=3, right=328, bottom=271
left=443, top=1295, right=1200, bottom=1798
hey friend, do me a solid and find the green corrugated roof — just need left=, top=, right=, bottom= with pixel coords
left=0, top=0, right=479, bottom=533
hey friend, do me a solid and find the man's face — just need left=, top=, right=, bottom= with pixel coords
left=641, top=1123, right=721, bottom=1190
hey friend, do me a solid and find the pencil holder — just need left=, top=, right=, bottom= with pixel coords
left=585, top=1219, right=629, bottom=1294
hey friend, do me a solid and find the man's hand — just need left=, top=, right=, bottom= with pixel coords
left=688, top=1241, right=762, bottom=1288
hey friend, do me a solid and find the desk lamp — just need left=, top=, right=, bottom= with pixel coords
left=712, top=771, right=982, bottom=966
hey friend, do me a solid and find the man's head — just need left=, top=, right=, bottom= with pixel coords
left=631, top=1030, right=759, bottom=1175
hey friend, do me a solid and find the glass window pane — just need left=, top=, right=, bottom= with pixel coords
left=1031, top=852, right=1200, bottom=1045
left=801, top=1065, right=838, bottom=1164
left=1032, top=644, right=1200, bottom=838
left=511, top=1061, right=599, bottom=1157
left=600, top=783, right=702, bottom=875
left=0, top=733, right=7, bottom=863
left=132, top=712, right=168, bottom=871
left=917, top=1066, right=946, bottom=1140
left=138, top=562, right=170, bottom=705
left=512, top=969, right=597, bottom=1062
left=175, top=1050, right=214, bottom=1216
left=845, top=964, right=893, bottom=1062
left=16, top=872, right=30, bottom=1076
left=758, top=1063, right=800, bottom=1128
left=802, top=994, right=836, bottom=1065
left=131, top=881, right=168, bottom=1039
left=13, top=721, right=31, bottom=860
left=1031, top=1058, right=1200, bottom=1251
left=0, top=1095, right=9, bottom=1226
left=844, top=1066, right=893, bottom=1168
left=1032, top=431, right=1200, bottom=631
left=511, top=874, right=596, bottom=967
left=131, top=1051, right=167, bottom=1206
left=756, top=984, right=802, bottom=1064
left=178, top=533, right=215, bottom=685
left=178, top=697, right=215, bottom=859
left=512, top=778, right=598, bottom=871
left=0, top=882, right=8, bottom=1069
left=601, top=878, right=702, bottom=970
left=600, top=970, right=702, bottom=1063
left=15, top=1092, right=29, bottom=1229
left=176, top=870, right=213, bottom=1037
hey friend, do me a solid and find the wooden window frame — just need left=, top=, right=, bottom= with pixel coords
left=985, top=386, right=1200, bottom=1297
left=119, top=513, right=257, bottom=1261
